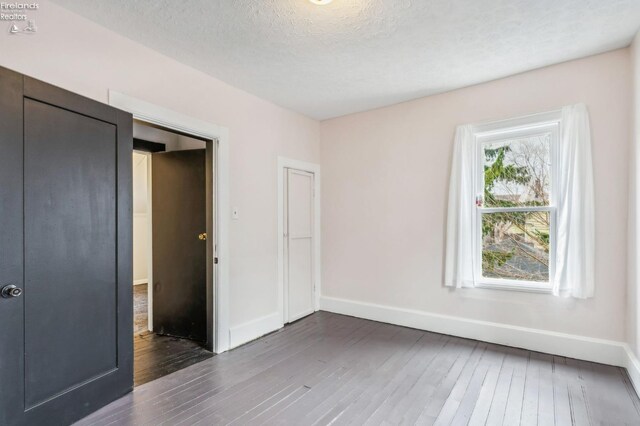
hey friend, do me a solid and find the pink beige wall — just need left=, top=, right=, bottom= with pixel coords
left=629, top=32, right=640, bottom=357
left=321, top=49, right=631, bottom=341
left=0, top=1, right=321, bottom=332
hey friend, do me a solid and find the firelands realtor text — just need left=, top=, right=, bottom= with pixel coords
left=1, top=2, right=38, bottom=21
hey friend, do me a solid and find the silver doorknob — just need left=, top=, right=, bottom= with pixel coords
left=1, top=284, right=22, bottom=298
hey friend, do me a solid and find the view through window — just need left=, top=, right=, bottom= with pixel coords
left=477, top=128, right=555, bottom=287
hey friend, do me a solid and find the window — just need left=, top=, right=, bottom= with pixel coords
left=473, top=115, right=560, bottom=291
left=445, top=105, right=594, bottom=298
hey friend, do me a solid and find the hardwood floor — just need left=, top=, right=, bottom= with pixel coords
left=134, top=284, right=149, bottom=335
left=78, top=312, right=640, bottom=425
left=133, top=283, right=213, bottom=387
left=134, top=332, right=214, bottom=387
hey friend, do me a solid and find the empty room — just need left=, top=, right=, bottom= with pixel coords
left=1, top=1, right=640, bottom=425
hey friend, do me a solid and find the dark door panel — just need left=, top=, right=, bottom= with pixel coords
left=0, top=65, right=26, bottom=426
left=0, top=67, right=133, bottom=426
left=24, top=99, right=118, bottom=408
left=152, top=149, right=207, bottom=342
left=24, top=75, right=117, bottom=124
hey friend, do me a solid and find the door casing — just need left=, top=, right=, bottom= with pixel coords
left=110, top=91, right=231, bottom=353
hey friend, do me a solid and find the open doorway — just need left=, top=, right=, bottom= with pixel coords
left=132, top=120, right=215, bottom=386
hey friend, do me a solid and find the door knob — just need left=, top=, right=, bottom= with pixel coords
left=198, top=233, right=207, bottom=241
left=1, top=284, right=22, bottom=298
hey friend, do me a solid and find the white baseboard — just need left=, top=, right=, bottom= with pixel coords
left=623, top=344, right=640, bottom=395
left=229, top=311, right=283, bottom=349
left=320, top=296, right=635, bottom=380
left=133, top=279, right=147, bottom=285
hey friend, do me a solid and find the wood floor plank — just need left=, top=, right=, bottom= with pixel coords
left=365, top=333, right=450, bottom=425
left=565, top=357, right=592, bottom=425
left=552, top=356, right=573, bottom=426
left=413, top=339, right=482, bottom=423
left=536, top=352, right=555, bottom=425
left=483, top=347, right=520, bottom=425
left=401, top=337, right=475, bottom=424
left=357, top=334, right=444, bottom=424
left=520, top=352, right=540, bottom=426
left=430, top=342, right=488, bottom=425
left=75, top=312, right=640, bottom=426
left=502, top=348, right=529, bottom=425
left=344, top=331, right=430, bottom=423
left=466, top=345, right=507, bottom=426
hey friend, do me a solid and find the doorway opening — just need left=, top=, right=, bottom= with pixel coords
left=132, top=120, right=215, bottom=386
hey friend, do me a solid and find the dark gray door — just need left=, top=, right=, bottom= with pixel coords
left=0, top=67, right=133, bottom=426
left=152, top=150, right=207, bottom=342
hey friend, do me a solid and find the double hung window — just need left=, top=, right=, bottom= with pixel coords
left=474, top=118, right=559, bottom=291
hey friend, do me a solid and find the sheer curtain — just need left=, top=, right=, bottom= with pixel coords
left=444, top=105, right=595, bottom=298
left=444, top=124, right=476, bottom=288
left=553, top=103, right=595, bottom=298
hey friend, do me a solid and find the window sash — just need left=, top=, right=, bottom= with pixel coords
left=473, top=120, right=560, bottom=291
left=479, top=206, right=553, bottom=214
left=475, top=208, right=556, bottom=290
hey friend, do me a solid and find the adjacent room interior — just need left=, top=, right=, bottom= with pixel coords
left=2, top=1, right=640, bottom=425
left=131, top=122, right=214, bottom=386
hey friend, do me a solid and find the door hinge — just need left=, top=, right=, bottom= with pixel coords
left=214, top=257, right=219, bottom=264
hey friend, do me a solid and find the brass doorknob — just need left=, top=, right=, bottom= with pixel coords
left=198, top=233, right=207, bottom=241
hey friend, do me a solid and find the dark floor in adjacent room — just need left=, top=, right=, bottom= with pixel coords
left=133, top=283, right=213, bottom=387
left=134, top=284, right=149, bottom=335
left=80, top=311, right=640, bottom=425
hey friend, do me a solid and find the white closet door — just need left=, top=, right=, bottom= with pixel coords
left=285, top=168, right=315, bottom=323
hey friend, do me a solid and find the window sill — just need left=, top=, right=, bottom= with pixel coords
left=474, top=280, right=552, bottom=294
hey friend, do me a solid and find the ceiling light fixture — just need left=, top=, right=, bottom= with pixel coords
left=309, top=0, right=333, bottom=5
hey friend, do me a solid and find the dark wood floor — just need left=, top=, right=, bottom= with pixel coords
left=134, top=332, right=214, bottom=387
left=134, top=284, right=149, bottom=335
left=133, top=283, right=213, bottom=387
left=79, top=312, right=640, bottom=425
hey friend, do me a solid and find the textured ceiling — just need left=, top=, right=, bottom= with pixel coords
left=52, top=0, right=640, bottom=120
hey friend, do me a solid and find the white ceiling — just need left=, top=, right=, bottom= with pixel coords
left=52, top=0, right=640, bottom=120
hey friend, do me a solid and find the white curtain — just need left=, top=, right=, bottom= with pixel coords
left=444, top=125, right=476, bottom=288
left=553, top=103, right=595, bottom=298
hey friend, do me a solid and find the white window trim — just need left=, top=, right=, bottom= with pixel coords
left=471, top=110, right=562, bottom=293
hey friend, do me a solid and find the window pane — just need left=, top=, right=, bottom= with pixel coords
left=483, top=134, right=551, bottom=207
left=482, top=211, right=550, bottom=282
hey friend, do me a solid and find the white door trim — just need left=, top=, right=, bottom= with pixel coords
left=277, top=157, right=321, bottom=325
left=109, top=91, right=231, bottom=353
